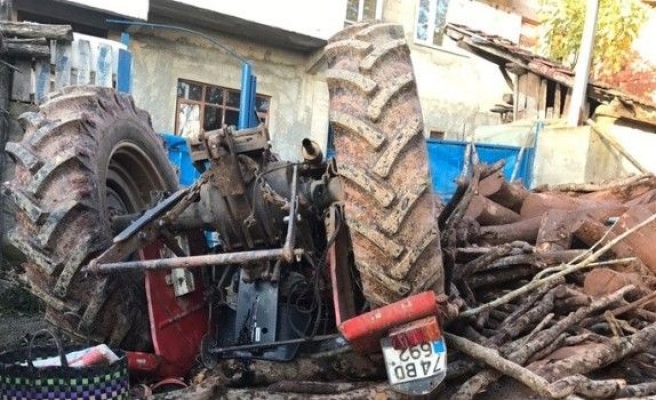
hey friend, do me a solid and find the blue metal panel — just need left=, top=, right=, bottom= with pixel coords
left=249, top=75, right=258, bottom=127
left=427, top=139, right=534, bottom=202
left=117, top=48, right=132, bottom=93
left=159, top=133, right=200, bottom=187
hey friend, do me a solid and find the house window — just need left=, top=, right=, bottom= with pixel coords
left=175, top=79, right=270, bottom=139
left=345, top=0, right=383, bottom=24
left=415, top=0, right=450, bottom=47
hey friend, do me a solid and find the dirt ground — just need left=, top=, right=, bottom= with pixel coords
left=0, top=278, right=537, bottom=399
left=0, top=278, right=49, bottom=352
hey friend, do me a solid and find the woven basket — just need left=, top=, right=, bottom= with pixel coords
left=0, top=330, right=129, bottom=400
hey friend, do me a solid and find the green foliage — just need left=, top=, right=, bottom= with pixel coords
left=539, top=0, right=648, bottom=76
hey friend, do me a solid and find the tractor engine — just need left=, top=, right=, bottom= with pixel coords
left=166, top=125, right=349, bottom=363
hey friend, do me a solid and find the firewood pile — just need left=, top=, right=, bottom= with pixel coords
left=439, top=148, right=656, bottom=399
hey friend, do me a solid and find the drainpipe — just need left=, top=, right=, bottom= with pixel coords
left=567, top=0, right=600, bottom=127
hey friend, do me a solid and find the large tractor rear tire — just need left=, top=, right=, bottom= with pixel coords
left=326, top=23, right=444, bottom=306
left=4, top=87, right=178, bottom=350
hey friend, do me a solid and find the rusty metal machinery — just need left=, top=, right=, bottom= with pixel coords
left=87, top=124, right=352, bottom=364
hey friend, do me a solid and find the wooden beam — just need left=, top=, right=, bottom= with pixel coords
left=538, top=78, right=548, bottom=119
left=0, top=21, right=73, bottom=41
left=525, top=73, right=541, bottom=120
left=554, top=83, right=562, bottom=118
left=595, top=98, right=656, bottom=127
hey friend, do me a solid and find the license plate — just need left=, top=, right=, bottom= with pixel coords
left=381, top=337, right=447, bottom=385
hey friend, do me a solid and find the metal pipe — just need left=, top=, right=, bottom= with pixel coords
left=567, top=0, right=599, bottom=127
left=282, top=165, right=298, bottom=262
left=209, top=333, right=343, bottom=354
left=238, top=63, right=253, bottom=129
left=87, top=248, right=304, bottom=273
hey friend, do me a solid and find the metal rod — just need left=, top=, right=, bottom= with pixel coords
left=210, top=333, right=342, bottom=354
left=282, top=165, right=299, bottom=262
left=87, top=248, right=304, bottom=273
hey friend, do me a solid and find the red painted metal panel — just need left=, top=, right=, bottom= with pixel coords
left=142, top=244, right=208, bottom=378
left=339, top=291, right=439, bottom=353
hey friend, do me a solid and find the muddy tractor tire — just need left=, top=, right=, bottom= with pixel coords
left=3, top=87, right=178, bottom=350
left=325, top=23, right=444, bottom=306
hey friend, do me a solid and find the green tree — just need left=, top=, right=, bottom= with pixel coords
left=539, top=0, right=648, bottom=76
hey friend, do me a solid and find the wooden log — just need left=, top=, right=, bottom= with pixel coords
left=488, top=181, right=529, bottom=213
left=486, top=250, right=586, bottom=270
left=454, top=243, right=514, bottom=280
left=534, top=173, right=656, bottom=195
left=532, top=321, right=656, bottom=381
left=478, top=170, right=504, bottom=197
left=451, top=286, right=634, bottom=400
left=477, top=216, right=542, bottom=245
left=466, top=195, right=521, bottom=226
left=625, top=188, right=656, bottom=207
left=468, top=266, right=538, bottom=289
left=520, top=192, right=620, bottom=219
left=5, top=39, right=49, bottom=58
left=613, top=205, right=656, bottom=275
left=0, top=21, right=73, bottom=41
left=535, top=209, right=577, bottom=253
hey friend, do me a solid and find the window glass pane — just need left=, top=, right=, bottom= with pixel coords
left=346, top=0, right=359, bottom=21
left=225, top=109, right=239, bottom=127
left=177, top=81, right=189, bottom=98
left=177, top=102, right=201, bottom=139
left=433, top=0, right=450, bottom=46
left=363, top=0, right=376, bottom=20
left=416, top=0, right=430, bottom=42
left=226, top=90, right=241, bottom=108
left=187, top=83, right=203, bottom=101
left=204, top=106, right=223, bottom=131
left=255, top=96, right=270, bottom=113
left=205, top=86, right=223, bottom=105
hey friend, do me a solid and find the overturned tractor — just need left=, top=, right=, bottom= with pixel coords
left=4, top=23, right=446, bottom=394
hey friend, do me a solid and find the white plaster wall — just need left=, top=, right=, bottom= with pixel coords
left=532, top=125, right=591, bottom=187
left=475, top=121, right=592, bottom=187
left=599, top=120, right=656, bottom=175
left=171, top=0, right=348, bottom=40
left=386, top=0, right=514, bottom=138
left=129, top=0, right=521, bottom=160
left=130, top=29, right=326, bottom=161
left=60, top=0, right=149, bottom=19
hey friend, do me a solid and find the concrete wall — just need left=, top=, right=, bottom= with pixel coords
left=474, top=121, right=591, bottom=187
left=59, top=0, right=148, bottom=19
left=129, top=29, right=328, bottom=161
left=128, top=0, right=514, bottom=159
left=585, top=116, right=656, bottom=181
left=385, top=0, right=514, bottom=139
left=171, top=0, right=348, bottom=40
